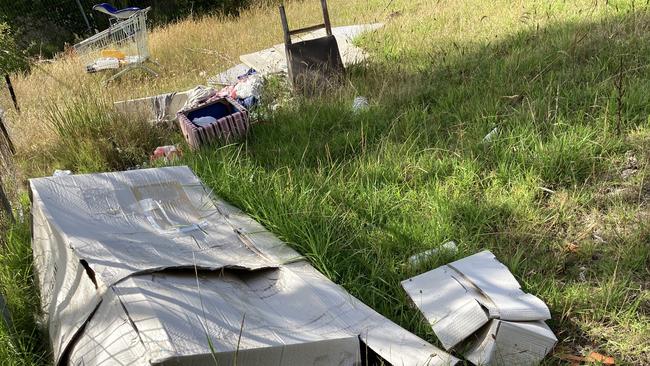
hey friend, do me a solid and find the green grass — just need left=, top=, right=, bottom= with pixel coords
left=185, top=6, right=650, bottom=364
left=1, top=0, right=650, bottom=365
left=0, top=202, right=49, bottom=365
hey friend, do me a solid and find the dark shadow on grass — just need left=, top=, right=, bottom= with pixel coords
left=247, top=10, right=650, bottom=185
left=190, top=9, right=650, bottom=365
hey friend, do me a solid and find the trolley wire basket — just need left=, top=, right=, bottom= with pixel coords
left=73, top=7, right=158, bottom=82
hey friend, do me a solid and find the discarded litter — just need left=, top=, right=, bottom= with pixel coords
left=352, top=96, right=369, bottom=112
left=92, top=3, right=142, bottom=21
left=100, top=49, right=126, bottom=60
left=234, top=74, right=263, bottom=100
left=208, top=63, right=253, bottom=86
left=177, top=96, right=250, bottom=149
left=52, top=169, right=71, bottom=177
left=74, top=7, right=158, bottom=82
left=30, top=166, right=458, bottom=366
left=408, top=240, right=458, bottom=267
left=464, top=319, right=557, bottom=366
left=233, top=23, right=383, bottom=77
left=85, top=57, right=120, bottom=72
left=482, top=127, right=499, bottom=143
left=184, top=85, right=216, bottom=109
left=114, top=85, right=216, bottom=126
left=401, top=250, right=556, bottom=365
left=191, top=116, right=217, bottom=127
left=279, top=0, right=344, bottom=91
left=150, top=145, right=181, bottom=162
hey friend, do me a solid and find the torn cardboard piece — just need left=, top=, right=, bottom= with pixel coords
left=401, top=250, right=555, bottom=365
left=31, top=166, right=458, bottom=366
left=463, top=320, right=557, bottom=366
left=113, top=86, right=215, bottom=125
left=401, top=265, right=488, bottom=350
left=114, top=91, right=188, bottom=125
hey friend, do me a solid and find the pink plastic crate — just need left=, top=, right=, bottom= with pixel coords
left=177, top=96, right=250, bottom=149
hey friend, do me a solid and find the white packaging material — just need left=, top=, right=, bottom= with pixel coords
left=234, top=74, right=263, bottom=99
left=464, top=320, right=558, bottom=366
left=402, top=264, right=489, bottom=349
left=183, top=85, right=216, bottom=109
left=482, top=127, right=498, bottom=142
left=31, top=166, right=458, bottom=366
left=448, top=251, right=551, bottom=321
left=352, top=96, right=369, bottom=112
left=52, top=170, right=71, bottom=177
left=401, top=250, right=556, bottom=365
left=93, top=57, right=120, bottom=70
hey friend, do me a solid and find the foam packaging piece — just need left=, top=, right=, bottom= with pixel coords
left=401, top=250, right=556, bottom=365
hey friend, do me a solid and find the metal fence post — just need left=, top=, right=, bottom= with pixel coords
left=4, top=75, right=19, bottom=112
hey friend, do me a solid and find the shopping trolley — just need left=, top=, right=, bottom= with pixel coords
left=73, top=7, right=158, bottom=82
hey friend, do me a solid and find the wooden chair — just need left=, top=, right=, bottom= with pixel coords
left=279, top=0, right=344, bottom=92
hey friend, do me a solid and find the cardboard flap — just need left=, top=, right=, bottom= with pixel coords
left=30, top=166, right=279, bottom=288
left=112, top=268, right=360, bottom=363
left=401, top=265, right=489, bottom=350
left=447, top=251, right=551, bottom=321
left=463, top=320, right=558, bottom=366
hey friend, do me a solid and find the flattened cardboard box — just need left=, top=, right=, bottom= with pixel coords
left=463, top=319, right=557, bottom=366
left=31, top=166, right=458, bottom=366
left=401, top=250, right=556, bottom=365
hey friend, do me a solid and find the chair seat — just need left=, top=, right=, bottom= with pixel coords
left=92, top=3, right=141, bottom=19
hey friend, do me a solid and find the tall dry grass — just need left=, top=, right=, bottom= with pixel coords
left=0, top=0, right=596, bottom=155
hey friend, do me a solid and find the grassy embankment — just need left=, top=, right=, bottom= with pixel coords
left=1, top=0, right=649, bottom=364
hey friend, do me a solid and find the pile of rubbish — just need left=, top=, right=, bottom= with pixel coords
left=37, top=3, right=562, bottom=364
left=30, top=165, right=559, bottom=366
left=114, top=21, right=382, bottom=150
